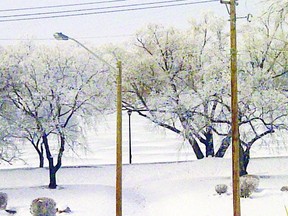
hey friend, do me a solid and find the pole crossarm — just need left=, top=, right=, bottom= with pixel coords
left=220, top=0, right=238, bottom=4
left=220, top=0, right=231, bottom=4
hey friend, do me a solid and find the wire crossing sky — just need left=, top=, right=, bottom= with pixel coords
left=0, top=0, right=127, bottom=12
left=0, top=0, right=219, bottom=22
left=0, top=0, right=261, bottom=46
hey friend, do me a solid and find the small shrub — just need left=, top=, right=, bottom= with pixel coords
left=30, top=197, right=57, bottom=216
left=281, top=186, right=288, bottom=192
left=215, top=184, right=228, bottom=195
left=240, top=175, right=260, bottom=198
left=0, top=192, right=7, bottom=210
left=57, top=206, right=72, bottom=214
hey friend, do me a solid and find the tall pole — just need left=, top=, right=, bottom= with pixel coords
left=54, top=32, right=124, bottom=216
left=116, top=61, right=122, bottom=216
left=230, top=0, right=241, bottom=215
left=128, top=110, right=132, bottom=164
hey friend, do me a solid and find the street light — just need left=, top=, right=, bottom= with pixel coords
left=53, top=32, right=123, bottom=216
left=53, top=32, right=115, bottom=70
left=53, top=32, right=69, bottom=40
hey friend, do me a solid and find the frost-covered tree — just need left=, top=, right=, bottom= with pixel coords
left=0, top=96, right=45, bottom=167
left=120, top=7, right=288, bottom=175
left=236, top=0, right=288, bottom=174
left=0, top=86, right=21, bottom=164
left=121, top=15, right=231, bottom=159
left=0, top=115, right=20, bottom=165
left=0, top=43, right=113, bottom=188
left=214, top=0, right=288, bottom=174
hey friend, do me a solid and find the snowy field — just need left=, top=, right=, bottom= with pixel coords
left=1, top=158, right=288, bottom=215
left=1, top=113, right=288, bottom=215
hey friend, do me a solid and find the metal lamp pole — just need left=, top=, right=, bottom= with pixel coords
left=115, top=61, right=122, bottom=216
left=127, top=110, right=132, bottom=164
left=53, top=32, right=123, bottom=216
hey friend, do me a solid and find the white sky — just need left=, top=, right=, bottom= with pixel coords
left=0, top=0, right=263, bottom=46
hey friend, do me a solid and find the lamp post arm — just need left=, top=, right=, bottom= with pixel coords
left=69, top=37, right=116, bottom=72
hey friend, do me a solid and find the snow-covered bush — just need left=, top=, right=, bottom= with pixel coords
left=281, top=186, right=288, bottom=192
left=215, top=184, right=228, bottom=195
left=0, top=192, right=7, bottom=209
left=240, top=175, right=260, bottom=198
left=30, top=197, right=57, bottom=216
left=57, top=206, right=72, bottom=214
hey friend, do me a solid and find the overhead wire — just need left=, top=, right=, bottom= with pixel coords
left=0, top=0, right=201, bottom=19
left=0, top=0, right=127, bottom=12
left=0, top=0, right=219, bottom=23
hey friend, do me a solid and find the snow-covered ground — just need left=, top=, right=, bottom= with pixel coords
left=1, top=158, right=288, bottom=215
left=1, top=113, right=288, bottom=215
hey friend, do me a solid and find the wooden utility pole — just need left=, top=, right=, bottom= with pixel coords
left=116, top=61, right=122, bottom=216
left=230, top=0, right=241, bottom=215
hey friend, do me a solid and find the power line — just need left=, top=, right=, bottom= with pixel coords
left=0, top=0, right=195, bottom=19
left=0, top=0, right=219, bottom=23
left=0, top=0, right=127, bottom=12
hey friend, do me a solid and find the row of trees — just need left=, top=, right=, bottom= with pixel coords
left=0, top=0, right=287, bottom=188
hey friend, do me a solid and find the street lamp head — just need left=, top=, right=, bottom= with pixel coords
left=52, top=31, right=116, bottom=71
left=53, top=32, right=69, bottom=41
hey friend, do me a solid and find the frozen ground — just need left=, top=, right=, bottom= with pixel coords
left=1, top=113, right=288, bottom=215
left=1, top=158, right=288, bottom=215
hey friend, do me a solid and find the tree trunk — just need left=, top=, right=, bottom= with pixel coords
left=178, top=115, right=204, bottom=159
left=31, top=140, right=45, bottom=168
left=215, top=130, right=232, bottom=157
left=42, top=133, right=58, bottom=189
left=39, top=153, right=44, bottom=168
left=204, top=127, right=214, bottom=157
left=239, top=144, right=249, bottom=176
left=188, top=138, right=204, bottom=159
left=49, top=132, right=65, bottom=189
left=206, top=143, right=214, bottom=157
left=49, top=167, right=57, bottom=189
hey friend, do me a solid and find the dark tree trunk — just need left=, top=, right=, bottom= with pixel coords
left=204, top=127, right=214, bottom=157
left=41, top=130, right=66, bottom=189
left=42, top=133, right=58, bottom=189
left=238, top=128, right=275, bottom=176
left=239, top=144, right=250, bottom=176
left=55, top=133, right=65, bottom=176
left=39, top=153, right=44, bottom=168
left=205, top=143, right=214, bottom=157
left=215, top=130, right=232, bottom=157
left=31, top=140, right=45, bottom=168
left=38, top=142, right=44, bottom=168
left=178, top=115, right=204, bottom=159
left=49, top=166, right=57, bottom=189
left=188, top=138, right=204, bottom=159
